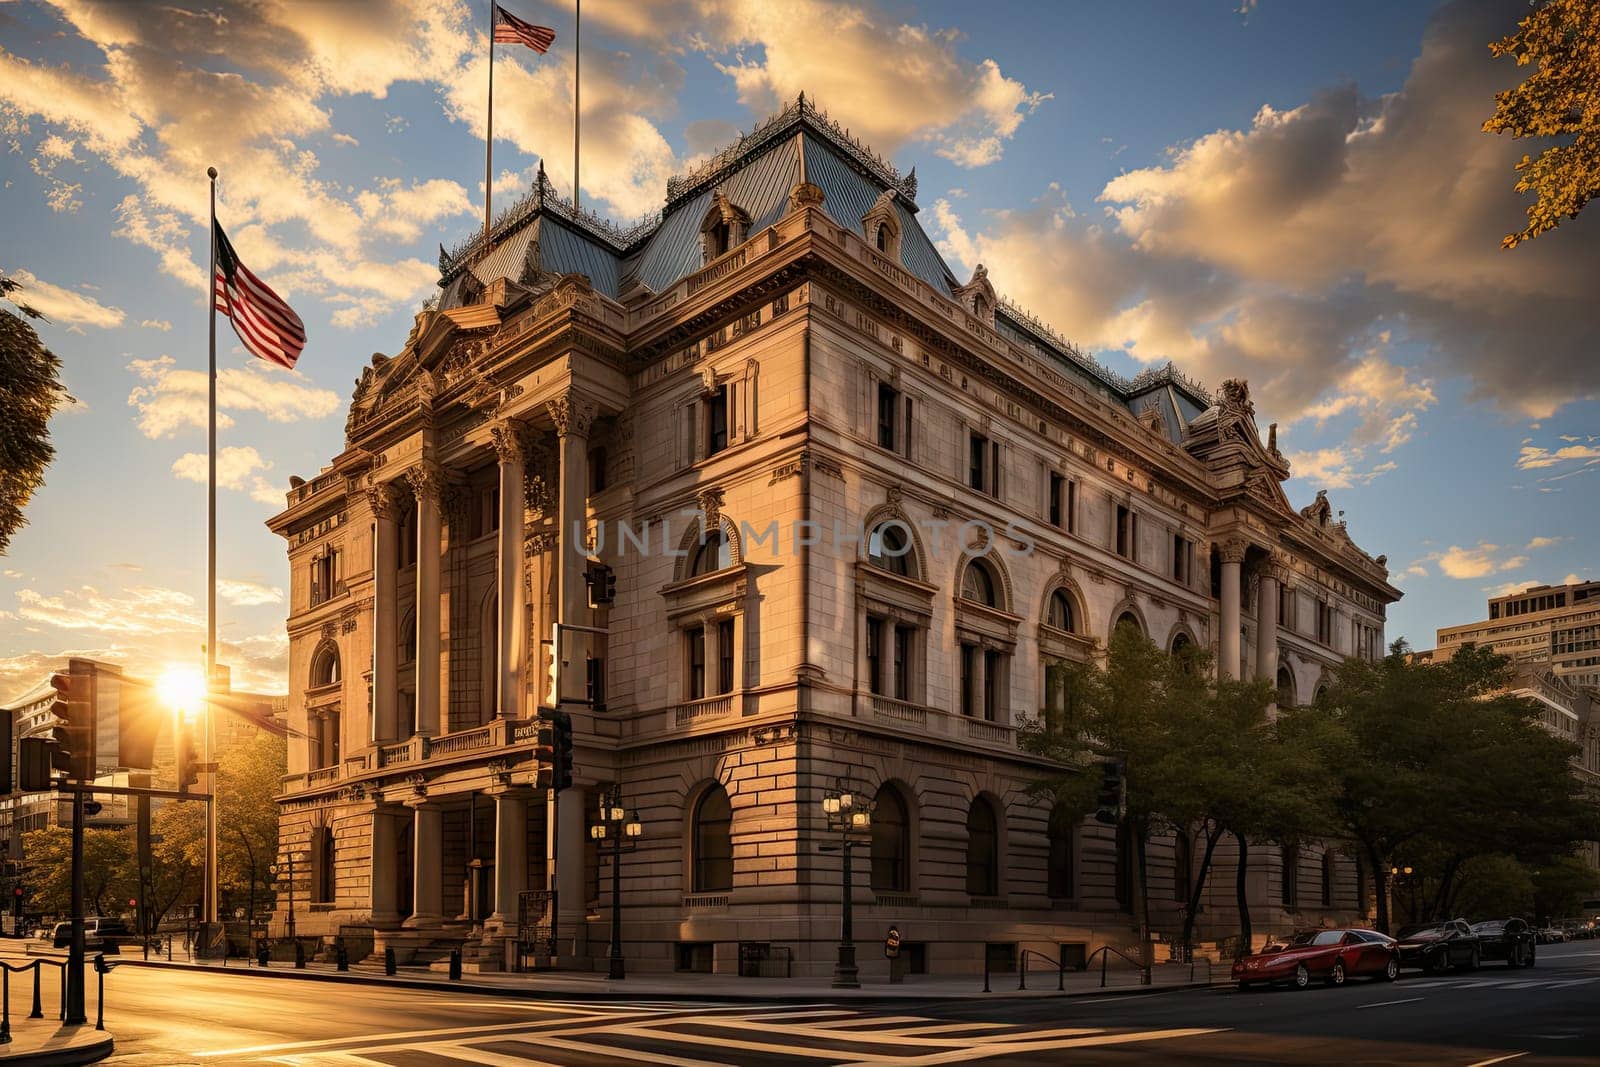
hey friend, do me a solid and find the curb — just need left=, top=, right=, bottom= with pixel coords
left=0, top=1031, right=113, bottom=1066
left=109, top=958, right=1216, bottom=1005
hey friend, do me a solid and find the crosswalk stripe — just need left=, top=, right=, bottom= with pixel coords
left=198, top=1010, right=666, bottom=1058
left=807, top=1016, right=941, bottom=1029
left=578, top=1023, right=906, bottom=1062
left=835, top=1027, right=1230, bottom=1067
left=887, top=1023, right=1015, bottom=1037
left=740, top=1009, right=861, bottom=1020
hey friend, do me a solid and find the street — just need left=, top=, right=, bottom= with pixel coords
left=4, top=941, right=1589, bottom=1065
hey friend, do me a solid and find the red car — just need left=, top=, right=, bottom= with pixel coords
left=1233, top=928, right=1401, bottom=990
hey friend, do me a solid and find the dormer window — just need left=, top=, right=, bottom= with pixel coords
left=700, top=191, right=750, bottom=265
left=861, top=190, right=902, bottom=263
left=875, top=225, right=888, bottom=253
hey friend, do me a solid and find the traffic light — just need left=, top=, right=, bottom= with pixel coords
left=177, top=720, right=200, bottom=792
left=0, top=690, right=10, bottom=793
left=584, top=560, right=616, bottom=608
left=1094, top=758, right=1125, bottom=825
left=47, top=670, right=93, bottom=782
left=118, top=681, right=162, bottom=770
left=17, top=738, right=52, bottom=792
left=552, top=710, right=573, bottom=792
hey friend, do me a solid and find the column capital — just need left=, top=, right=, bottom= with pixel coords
left=547, top=391, right=596, bottom=439
left=491, top=420, right=526, bottom=465
left=405, top=460, right=446, bottom=503
left=1263, top=556, right=1293, bottom=585
left=1218, top=538, right=1250, bottom=564
left=367, top=480, right=405, bottom=520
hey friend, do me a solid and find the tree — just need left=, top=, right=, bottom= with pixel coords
left=1531, top=854, right=1600, bottom=922
left=216, top=731, right=285, bottom=923
left=0, top=271, right=68, bottom=554
left=20, top=826, right=137, bottom=918
left=1483, top=0, right=1600, bottom=247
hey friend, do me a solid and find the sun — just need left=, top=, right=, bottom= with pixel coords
left=157, top=664, right=206, bottom=718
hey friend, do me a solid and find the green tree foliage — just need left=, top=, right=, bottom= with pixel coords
left=0, top=271, right=68, bottom=554
left=217, top=731, right=286, bottom=920
left=1304, top=641, right=1600, bottom=931
left=21, top=826, right=137, bottom=918
left=1483, top=0, right=1600, bottom=247
left=1531, top=854, right=1600, bottom=921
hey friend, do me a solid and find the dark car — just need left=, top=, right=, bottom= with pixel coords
left=1232, top=928, right=1400, bottom=990
left=1395, top=919, right=1479, bottom=973
left=1470, top=918, right=1536, bottom=968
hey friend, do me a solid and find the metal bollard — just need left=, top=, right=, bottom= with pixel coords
left=167, top=936, right=173, bottom=962
left=336, top=942, right=348, bottom=972
left=3, top=967, right=12, bottom=1045
left=384, top=947, right=396, bottom=976
left=257, top=940, right=269, bottom=968
left=982, top=951, right=990, bottom=993
left=449, top=949, right=462, bottom=981
left=94, top=955, right=107, bottom=1032
left=58, top=965, right=65, bottom=1021
left=294, top=940, right=306, bottom=969
left=30, top=965, right=42, bottom=1019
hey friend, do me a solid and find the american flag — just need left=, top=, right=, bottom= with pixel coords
left=212, top=221, right=306, bottom=370
left=494, top=4, right=555, bottom=53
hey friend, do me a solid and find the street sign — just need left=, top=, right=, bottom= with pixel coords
left=884, top=925, right=902, bottom=959
left=83, top=801, right=103, bottom=817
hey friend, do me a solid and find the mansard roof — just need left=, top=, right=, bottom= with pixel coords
left=431, top=94, right=1215, bottom=434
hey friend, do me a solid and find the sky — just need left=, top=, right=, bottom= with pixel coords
left=0, top=0, right=1596, bottom=699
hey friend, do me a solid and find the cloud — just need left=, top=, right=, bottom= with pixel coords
left=3, top=268, right=124, bottom=327
left=127, top=355, right=339, bottom=438
left=171, top=444, right=285, bottom=505
left=1482, top=574, right=1585, bottom=598
left=217, top=579, right=283, bottom=607
left=15, top=584, right=203, bottom=635
left=1432, top=542, right=1533, bottom=580
left=927, top=0, right=1599, bottom=433
left=1281, top=447, right=1396, bottom=490
left=139, top=318, right=172, bottom=331
left=1516, top=440, right=1600, bottom=470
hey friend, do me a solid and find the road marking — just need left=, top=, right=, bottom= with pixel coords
left=646, top=1017, right=1105, bottom=1048
left=738, top=1009, right=861, bottom=1020
left=196, top=1011, right=666, bottom=1057
left=835, top=1027, right=1230, bottom=1067
left=1540, top=977, right=1600, bottom=988
left=1358, top=996, right=1425, bottom=1010
left=1465, top=1054, right=1527, bottom=1067
left=807, top=1015, right=942, bottom=1029
left=889, top=1022, right=1014, bottom=1036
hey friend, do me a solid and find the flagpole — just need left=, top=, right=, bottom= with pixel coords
left=485, top=2, right=496, bottom=238
left=204, top=166, right=220, bottom=947
left=573, top=0, right=581, bottom=208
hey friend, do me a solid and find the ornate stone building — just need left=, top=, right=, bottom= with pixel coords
left=268, top=97, right=1400, bottom=975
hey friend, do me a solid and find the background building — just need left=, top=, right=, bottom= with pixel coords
left=1435, top=579, right=1600, bottom=688
left=269, top=97, right=1400, bottom=976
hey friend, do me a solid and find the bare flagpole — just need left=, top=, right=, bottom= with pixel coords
left=573, top=0, right=580, bottom=208
left=485, top=1, right=496, bottom=237
left=204, top=165, right=220, bottom=946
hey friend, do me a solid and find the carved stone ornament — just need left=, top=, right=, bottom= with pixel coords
left=698, top=486, right=724, bottom=530
left=1219, top=377, right=1253, bottom=415
left=490, top=421, right=525, bottom=465
left=700, top=363, right=720, bottom=396
left=788, top=181, right=825, bottom=212
left=546, top=392, right=596, bottom=439
left=338, top=784, right=367, bottom=803
left=405, top=773, right=428, bottom=798
left=415, top=369, right=437, bottom=405
left=340, top=608, right=359, bottom=634
left=1300, top=489, right=1334, bottom=526
left=405, top=461, right=446, bottom=503
left=321, top=621, right=337, bottom=639
left=366, top=481, right=403, bottom=520
left=885, top=484, right=903, bottom=509
left=1219, top=538, right=1250, bottom=565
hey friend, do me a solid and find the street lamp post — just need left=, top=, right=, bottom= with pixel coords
left=590, top=788, right=642, bottom=981
left=1390, top=865, right=1416, bottom=924
left=821, top=777, right=873, bottom=990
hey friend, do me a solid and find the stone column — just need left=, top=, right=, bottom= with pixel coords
left=408, top=462, right=445, bottom=736
left=492, top=423, right=526, bottom=719
left=1257, top=560, right=1281, bottom=684
left=488, top=791, right=528, bottom=929
left=704, top=615, right=722, bottom=696
left=404, top=802, right=444, bottom=928
left=369, top=483, right=401, bottom=744
left=556, top=786, right=587, bottom=957
left=1219, top=539, right=1247, bottom=681
left=548, top=391, right=594, bottom=641
left=369, top=807, right=400, bottom=927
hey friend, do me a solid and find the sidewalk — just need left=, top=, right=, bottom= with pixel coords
left=0, top=1025, right=112, bottom=1066
left=100, top=948, right=1219, bottom=1003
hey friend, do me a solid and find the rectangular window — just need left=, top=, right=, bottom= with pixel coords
left=1280, top=583, right=1294, bottom=631
left=1115, top=506, right=1137, bottom=561
left=1317, top=601, right=1333, bottom=644
left=983, top=649, right=1002, bottom=722
left=960, top=643, right=978, bottom=717
left=706, top=386, right=729, bottom=456
left=877, top=382, right=898, bottom=450
left=1067, top=479, right=1076, bottom=534
left=1172, top=535, right=1192, bottom=584
left=687, top=627, right=707, bottom=700
left=717, top=618, right=735, bottom=694
left=969, top=433, right=988, bottom=491
left=587, top=654, right=606, bottom=710
left=991, top=441, right=1001, bottom=499
left=903, top=397, right=914, bottom=459
left=1049, top=473, right=1065, bottom=529
left=892, top=625, right=912, bottom=701
left=866, top=616, right=884, bottom=695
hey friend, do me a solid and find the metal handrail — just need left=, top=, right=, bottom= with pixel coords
left=1087, top=944, right=1150, bottom=988
left=0, top=956, right=77, bottom=1042
left=1017, top=948, right=1066, bottom=991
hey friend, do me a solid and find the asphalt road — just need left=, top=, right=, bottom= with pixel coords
left=8, top=941, right=1599, bottom=1065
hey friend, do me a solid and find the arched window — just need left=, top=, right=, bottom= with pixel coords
left=1046, top=590, right=1075, bottom=632
left=964, top=796, right=1000, bottom=897
left=960, top=559, right=998, bottom=608
left=316, top=827, right=336, bottom=903
left=398, top=502, right=418, bottom=568
left=399, top=611, right=416, bottom=665
left=1171, top=632, right=1191, bottom=656
left=311, top=643, right=340, bottom=688
left=1114, top=821, right=1134, bottom=912
left=867, top=521, right=914, bottom=577
left=1321, top=850, right=1336, bottom=907
left=691, top=785, right=733, bottom=893
left=1173, top=830, right=1192, bottom=903
left=1046, top=802, right=1076, bottom=900
left=1114, top=611, right=1143, bottom=636
left=870, top=784, right=910, bottom=892
left=1276, top=665, right=1296, bottom=706
left=689, top=528, right=732, bottom=577
left=875, top=224, right=888, bottom=253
